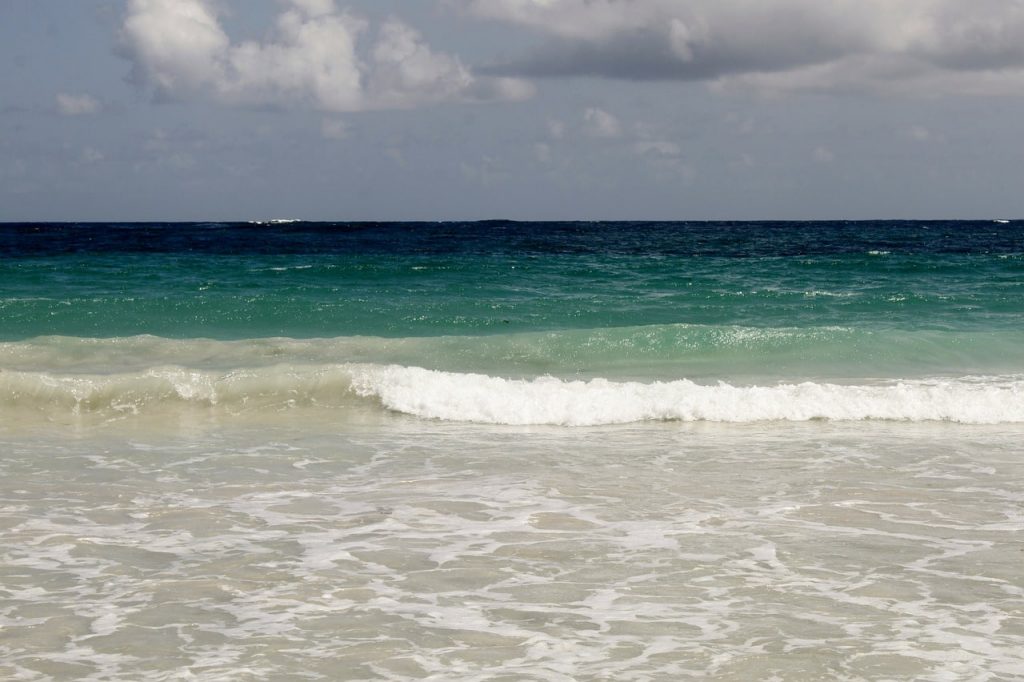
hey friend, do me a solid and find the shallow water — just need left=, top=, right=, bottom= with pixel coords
left=2, top=418, right=1022, bottom=680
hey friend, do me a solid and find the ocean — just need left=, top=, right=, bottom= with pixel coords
left=1, top=221, right=1023, bottom=680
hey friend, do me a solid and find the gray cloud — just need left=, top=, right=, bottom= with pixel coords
left=483, top=28, right=849, bottom=82
left=462, top=0, right=1024, bottom=95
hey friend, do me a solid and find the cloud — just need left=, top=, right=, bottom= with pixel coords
left=367, top=18, right=471, bottom=108
left=121, top=0, right=230, bottom=95
left=56, top=93, right=101, bottom=116
left=583, top=107, right=621, bottom=137
left=120, top=0, right=532, bottom=111
left=461, top=0, right=1024, bottom=95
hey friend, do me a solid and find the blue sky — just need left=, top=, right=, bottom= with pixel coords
left=2, top=0, right=1024, bottom=221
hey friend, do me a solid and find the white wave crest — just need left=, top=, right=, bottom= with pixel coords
left=351, top=366, right=1024, bottom=426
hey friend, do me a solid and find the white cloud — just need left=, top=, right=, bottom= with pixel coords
left=122, top=0, right=229, bottom=95
left=583, top=107, right=621, bottom=137
left=56, top=93, right=101, bottom=116
left=220, top=3, right=366, bottom=111
left=460, top=0, right=1024, bottom=95
left=121, top=0, right=531, bottom=111
left=367, top=19, right=472, bottom=108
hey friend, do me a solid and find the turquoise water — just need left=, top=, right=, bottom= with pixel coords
left=2, top=222, right=1024, bottom=680
left=3, top=221, right=1024, bottom=422
left=3, top=222, right=1024, bottom=341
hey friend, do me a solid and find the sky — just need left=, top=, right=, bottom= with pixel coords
left=2, top=0, right=1024, bottom=221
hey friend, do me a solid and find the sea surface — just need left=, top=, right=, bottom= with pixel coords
left=1, top=221, right=1023, bottom=680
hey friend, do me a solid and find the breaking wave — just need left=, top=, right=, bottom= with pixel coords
left=3, top=363, right=1023, bottom=426
left=351, top=366, right=1024, bottom=426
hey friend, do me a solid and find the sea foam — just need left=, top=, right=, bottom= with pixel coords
left=351, top=366, right=1024, bottom=426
